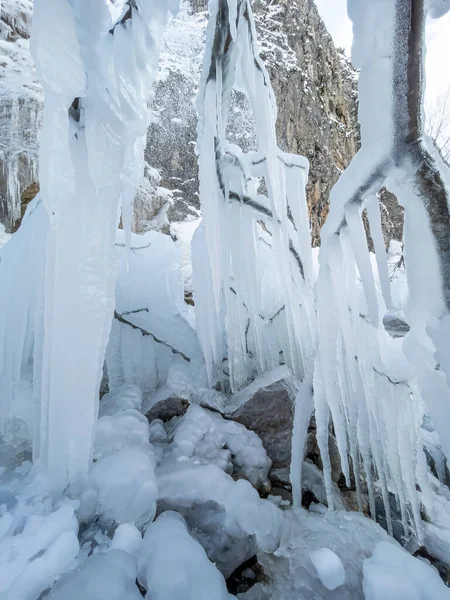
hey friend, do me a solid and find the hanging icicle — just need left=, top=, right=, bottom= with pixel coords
left=193, top=0, right=316, bottom=395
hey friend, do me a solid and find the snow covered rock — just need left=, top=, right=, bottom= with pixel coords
left=48, top=550, right=142, bottom=600
left=240, top=509, right=390, bottom=600
left=137, top=511, right=235, bottom=599
left=363, top=541, right=450, bottom=600
left=226, top=368, right=298, bottom=471
left=0, top=0, right=42, bottom=230
left=157, top=463, right=283, bottom=576
left=162, top=404, right=271, bottom=489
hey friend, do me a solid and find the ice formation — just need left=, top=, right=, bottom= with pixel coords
left=106, top=229, right=202, bottom=395
left=137, top=511, right=234, bottom=600
left=0, top=462, right=79, bottom=600
left=48, top=550, right=142, bottom=600
left=162, top=403, right=271, bottom=488
left=310, top=547, right=346, bottom=591
left=363, top=540, right=450, bottom=600
left=0, top=0, right=178, bottom=492
left=310, top=0, right=450, bottom=538
left=192, top=0, right=316, bottom=394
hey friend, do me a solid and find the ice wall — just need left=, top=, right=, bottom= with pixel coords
left=193, top=0, right=316, bottom=394
left=0, top=0, right=178, bottom=492
left=312, top=0, right=450, bottom=536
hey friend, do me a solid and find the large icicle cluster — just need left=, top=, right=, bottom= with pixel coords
left=192, top=0, right=316, bottom=393
left=0, top=0, right=178, bottom=492
left=313, top=0, right=450, bottom=538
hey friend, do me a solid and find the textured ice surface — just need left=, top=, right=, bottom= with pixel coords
left=48, top=550, right=142, bottom=600
left=310, top=547, right=346, bottom=591
left=106, top=230, right=202, bottom=395
left=138, top=511, right=234, bottom=599
left=87, top=447, right=158, bottom=527
left=363, top=541, right=450, bottom=600
left=0, top=462, right=79, bottom=600
left=163, top=404, right=271, bottom=488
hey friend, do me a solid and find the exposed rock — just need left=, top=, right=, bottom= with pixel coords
left=156, top=499, right=256, bottom=578
left=226, top=373, right=298, bottom=470
left=0, top=0, right=42, bottom=232
left=140, top=0, right=363, bottom=246
left=383, top=313, right=410, bottom=338
left=145, top=396, right=190, bottom=422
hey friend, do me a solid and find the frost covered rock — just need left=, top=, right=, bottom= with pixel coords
left=363, top=541, right=450, bottom=600
left=86, top=447, right=158, bottom=528
left=140, top=0, right=361, bottom=248
left=0, top=462, right=79, bottom=600
left=157, top=463, right=283, bottom=576
left=240, top=509, right=389, bottom=600
left=48, top=550, right=142, bottom=600
left=162, top=404, right=271, bottom=488
left=226, top=368, right=298, bottom=470
left=137, top=511, right=235, bottom=599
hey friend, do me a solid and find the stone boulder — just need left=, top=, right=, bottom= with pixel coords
left=225, top=367, right=298, bottom=470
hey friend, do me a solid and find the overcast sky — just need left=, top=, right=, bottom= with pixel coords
left=314, top=0, right=450, bottom=106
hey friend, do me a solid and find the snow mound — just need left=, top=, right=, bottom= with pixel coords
left=93, top=409, right=150, bottom=460
left=48, top=549, right=141, bottom=600
left=98, top=384, right=143, bottom=417
left=363, top=541, right=450, bottom=600
left=86, top=447, right=158, bottom=527
left=138, top=511, right=235, bottom=599
left=310, top=547, right=346, bottom=591
left=0, top=462, right=79, bottom=600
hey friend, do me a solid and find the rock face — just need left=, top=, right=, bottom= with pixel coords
left=143, top=0, right=362, bottom=246
left=0, top=0, right=404, bottom=245
left=226, top=373, right=298, bottom=470
left=0, top=0, right=42, bottom=231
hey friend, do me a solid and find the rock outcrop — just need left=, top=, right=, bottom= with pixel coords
left=0, top=0, right=404, bottom=245
left=0, top=0, right=41, bottom=231
left=144, top=0, right=362, bottom=246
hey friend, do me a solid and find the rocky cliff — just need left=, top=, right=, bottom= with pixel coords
left=0, top=0, right=403, bottom=247
left=144, top=0, right=361, bottom=246
left=0, top=0, right=42, bottom=231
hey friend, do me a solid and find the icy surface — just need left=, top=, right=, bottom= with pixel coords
left=86, top=446, right=158, bottom=528
left=363, top=541, right=450, bottom=600
left=138, top=511, right=234, bottom=599
left=193, top=0, right=316, bottom=393
left=0, top=462, right=79, bottom=600
left=48, top=550, right=142, bottom=600
left=310, top=547, right=346, bottom=591
left=106, top=230, right=202, bottom=395
left=0, top=0, right=179, bottom=492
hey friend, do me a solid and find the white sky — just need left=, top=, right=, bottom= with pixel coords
left=315, top=0, right=450, bottom=105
